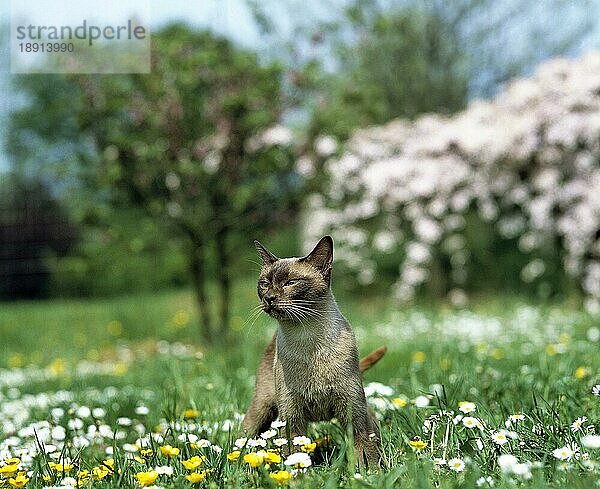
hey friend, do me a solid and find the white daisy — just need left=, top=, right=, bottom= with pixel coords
left=447, top=457, right=465, bottom=472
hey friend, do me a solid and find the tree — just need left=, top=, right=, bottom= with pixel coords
left=8, top=24, right=305, bottom=342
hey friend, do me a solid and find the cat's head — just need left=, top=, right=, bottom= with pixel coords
left=254, top=236, right=334, bottom=321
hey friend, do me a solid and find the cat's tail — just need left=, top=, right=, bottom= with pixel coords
left=359, top=346, right=387, bottom=373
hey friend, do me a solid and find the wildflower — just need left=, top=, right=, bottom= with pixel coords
left=284, top=452, right=312, bottom=468
left=181, top=456, right=204, bottom=471
left=571, top=416, right=587, bottom=432
left=414, top=395, right=430, bottom=407
left=292, top=436, right=312, bottom=446
left=135, top=470, right=159, bottom=486
left=392, top=397, right=408, bottom=408
left=195, top=439, right=211, bottom=448
left=354, top=473, right=363, bottom=480
left=234, top=437, right=248, bottom=448
left=409, top=439, right=428, bottom=451
left=186, top=471, right=207, bottom=483
left=592, top=385, right=600, bottom=396
left=264, top=451, right=282, bottom=463
left=273, top=438, right=288, bottom=447
left=458, top=401, right=476, bottom=413
left=8, top=474, right=29, bottom=489
left=247, top=438, right=267, bottom=448
left=92, top=466, right=110, bottom=480
left=447, top=458, right=465, bottom=472
left=271, top=419, right=287, bottom=429
left=183, top=409, right=200, bottom=419
left=159, top=445, right=180, bottom=458
left=49, top=462, right=74, bottom=472
left=412, top=351, right=426, bottom=363
left=154, top=465, right=173, bottom=475
left=261, top=429, right=278, bottom=439
left=270, top=470, right=293, bottom=485
left=498, top=454, right=518, bottom=472
left=581, top=435, right=600, bottom=449
left=244, top=452, right=266, bottom=468
left=476, top=476, right=495, bottom=486
left=0, top=463, right=19, bottom=476
left=301, top=442, right=317, bottom=454
left=574, top=366, right=589, bottom=379
left=227, top=451, right=241, bottom=461
left=552, top=446, right=574, bottom=460
left=433, top=458, right=446, bottom=466
left=491, top=431, right=509, bottom=445
left=462, top=417, right=482, bottom=429
left=140, top=449, right=154, bottom=457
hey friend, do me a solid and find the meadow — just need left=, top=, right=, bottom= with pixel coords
left=1, top=282, right=599, bottom=488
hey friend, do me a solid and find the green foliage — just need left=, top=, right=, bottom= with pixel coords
left=310, top=6, right=468, bottom=139
left=8, top=23, right=306, bottom=339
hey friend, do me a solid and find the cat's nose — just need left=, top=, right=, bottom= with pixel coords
left=265, top=294, right=276, bottom=305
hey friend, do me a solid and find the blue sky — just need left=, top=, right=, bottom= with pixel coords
left=1, top=0, right=600, bottom=170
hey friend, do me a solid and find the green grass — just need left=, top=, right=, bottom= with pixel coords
left=0, top=284, right=599, bottom=488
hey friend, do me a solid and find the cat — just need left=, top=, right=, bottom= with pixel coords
left=243, top=235, right=386, bottom=467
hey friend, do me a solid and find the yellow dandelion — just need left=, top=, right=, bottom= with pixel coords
left=412, top=351, right=426, bottom=363
left=575, top=366, right=589, bottom=379
left=8, top=474, right=29, bottom=489
left=300, top=443, right=316, bottom=454
left=134, top=470, right=159, bottom=487
left=186, top=471, right=207, bottom=483
left=181, top=456, right=204, bottom=471
left=140, top=449, right=153, bottom=457
left=183, top=409, right=200, bottom=419
left=409, top=439, right=428, bottom=451
left=159, top=445, right=180, bottom=458
left=0, top=464, right=19, bottom=476
left=227, top=450, right=241, bottom=461
left=270, top=470, right=293, bottom=485
left=392, top=397, right=408, bottom=408
left=243, top=452, right=266, bottom=467
left=264, top=451, right=282, bottom=463
left=92, top=466, right=110, bottom=481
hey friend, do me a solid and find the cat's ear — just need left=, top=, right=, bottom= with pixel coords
left=254, top=240, right=278, bottom=266
left=301, top=236, right=333, bottom=281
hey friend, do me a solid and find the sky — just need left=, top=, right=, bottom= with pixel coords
left=1, top=0, right=600, bottom=170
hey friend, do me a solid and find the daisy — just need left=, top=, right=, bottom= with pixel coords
left=491, top=431, right=509, bottom=445
left=447, top=457, right=465, bottom=472
left=570, top=416, right=587, bottom=432
left=462, top=417, right=482, bottom=429
left=458, top=401, right=476, bottom=413
left=552, top=446, right=574, bottom=460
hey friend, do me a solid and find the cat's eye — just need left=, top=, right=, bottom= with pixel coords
left=284, top=279, right=299, bottom=287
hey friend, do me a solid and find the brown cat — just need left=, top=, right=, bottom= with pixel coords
left=243, top=236, right=386, bottom=467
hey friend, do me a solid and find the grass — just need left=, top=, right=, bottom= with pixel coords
left=0, top=281, right=599, bottom=488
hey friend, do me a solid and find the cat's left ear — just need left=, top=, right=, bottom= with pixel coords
left=254, top=240, right=279, bottom=266
left=301, top=236, right=333, bottom=282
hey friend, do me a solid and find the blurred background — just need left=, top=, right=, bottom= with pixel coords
left=1, top=0, right=600, bottom=353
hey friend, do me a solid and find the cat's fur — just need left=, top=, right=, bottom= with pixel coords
left=243, top=236, right=386, bottom=467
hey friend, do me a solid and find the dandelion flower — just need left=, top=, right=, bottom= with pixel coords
left=447, top=458, right=465, bottom=472
left=159, top=445, right=180, bottom=458
left=244, top=452, right=266, bottom=468
left=270, top=470, right=293, bottom=485
left=392, top=397, right=408, bottom=408
left=409, top=439, right=427, bottom=451
left=227, top=451, right=241, bottom=461
left=183, top=409, right=200, bottom=419
left=8, top=474, right=29, bottom=489
left=574, top=366, right=589, bottom=379
left=264, top=451, right=282, bottom=463
left=186, top=471, right=207, bottom=483
left=301, top=443, right=317, bottom=454
left=135, top=470, right=159, bottom=487
left=181, top=456, right=204, bottom=471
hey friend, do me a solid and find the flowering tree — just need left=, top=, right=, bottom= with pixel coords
left=305, top=52, right=600, bottom=312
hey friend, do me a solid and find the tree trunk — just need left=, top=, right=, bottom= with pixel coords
left=190, top=244, right=213, bottom=343
left=215, top=229, right=231, bottom=340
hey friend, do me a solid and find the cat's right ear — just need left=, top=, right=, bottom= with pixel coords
left=254, top=240, right=278, bottom=266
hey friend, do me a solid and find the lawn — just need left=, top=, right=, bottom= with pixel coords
left=0, top=283, right=599, bottom=488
